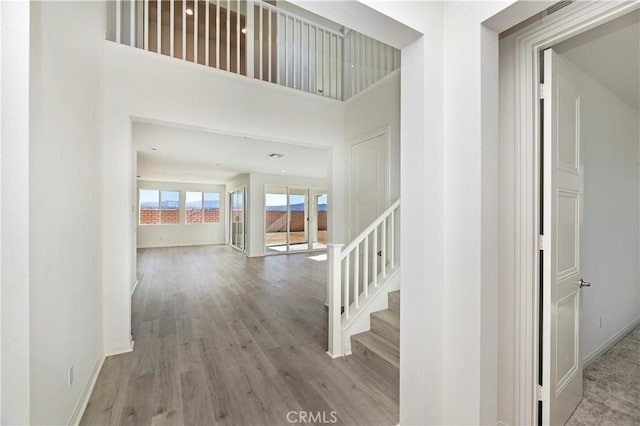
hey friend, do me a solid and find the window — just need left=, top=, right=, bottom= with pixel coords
left=139, top=189, right=160, bottom=224
left=139, top=189, right=180, bottom=224
left=185, top=191, right=203, bottom=224
left=160, top=191, right=180, bottom=224
left=186, top=192, right=220, bottom=224
left=204, top=192, right=221, bottom=223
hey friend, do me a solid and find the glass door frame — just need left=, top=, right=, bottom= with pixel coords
left=229, top=187, right=246, bottom=252
left=264, top=185, right=327, bottom=255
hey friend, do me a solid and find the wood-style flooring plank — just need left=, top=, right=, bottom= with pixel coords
left=80, top=245, right=398, bottom=425
left=180, top=369, right=216, bottom=426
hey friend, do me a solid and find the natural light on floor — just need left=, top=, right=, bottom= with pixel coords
left=308, top=253, right=327, bottom=262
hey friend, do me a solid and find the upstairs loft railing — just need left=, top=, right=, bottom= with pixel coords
left=106, top=0, right=400, bottom=100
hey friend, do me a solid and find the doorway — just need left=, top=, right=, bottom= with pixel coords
left=264, top=186, right=328, bottom=254
left=500, top=2, right=640, bottom=425
left=541, top=13, right=640, bottom=424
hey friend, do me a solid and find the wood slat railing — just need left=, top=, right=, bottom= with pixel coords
left=107, top=0, right=399, bottom=100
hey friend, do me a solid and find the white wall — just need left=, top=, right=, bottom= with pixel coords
left=29, top=2, right=105, bottom=424
left=1, top=1, right=31, bottom=423
left=136, top=180, right=227, bottom=249
left=227, top=174, right=250, bottom=194
left=102, top=41, right=345, bottom=354
left=246, top=172, right=327, bottom=257
left=561, top=55, right=640, bottom=363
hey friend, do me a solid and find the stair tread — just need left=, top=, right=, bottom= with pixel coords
left=352, top=331, right=399, bottom=368
left=371, top=309, right=399, bottom=329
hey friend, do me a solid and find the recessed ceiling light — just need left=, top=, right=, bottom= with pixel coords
left=269, top=153, right=285, bottom=159
left=150, top=147, right=158, bottom=151
left=281, top=169, right=287, bottom=173
left=185, top=8, right=194, bottom=15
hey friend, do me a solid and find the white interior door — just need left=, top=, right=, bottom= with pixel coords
left=350, top=132, right=387, bottom=237
left=542, top=48, right=584, bottom=426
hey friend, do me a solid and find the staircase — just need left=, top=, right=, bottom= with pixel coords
left=326, top=200, right=400, bottom=358
left=350, top=290, right=400, bottom=394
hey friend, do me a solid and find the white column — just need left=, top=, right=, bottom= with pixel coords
left=326, top=243, right=344, bottom=358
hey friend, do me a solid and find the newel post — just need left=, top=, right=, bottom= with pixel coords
left=326, top=243, right=343, bottom=358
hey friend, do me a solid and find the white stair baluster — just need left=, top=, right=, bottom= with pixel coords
left=363, top=236, right=368, bottom=299
left=372, top=226, right=378, bottom=288
left=343, top=253, right=350, bottom=320
left=354, top=244, right=359, bottom=309
left=381, top=217, right=387, bottom=279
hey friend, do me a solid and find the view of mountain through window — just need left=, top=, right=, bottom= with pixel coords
left=186, top=191, right=220, bottom=224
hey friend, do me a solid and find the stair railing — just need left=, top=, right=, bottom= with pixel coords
left=327, top=199, right=400, bottom=357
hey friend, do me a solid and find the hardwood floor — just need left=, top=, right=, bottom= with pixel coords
left=81, top=246, right=398, bottom=426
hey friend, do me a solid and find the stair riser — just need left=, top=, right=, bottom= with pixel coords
left=388, top=292, right=400, bottom=313
left=371, top=317, right=399, bottom=347
left=351, top=338, right=399, bottom=389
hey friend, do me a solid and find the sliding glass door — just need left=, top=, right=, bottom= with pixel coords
left=311, top=193, right=328, bottom=250
left=288, top=189, right=308, bottom=251
left=265, top=187, right=288, bottom=253
left=265, top=186, right=327, bottom=254
left=230, top=188, right=246, bottom=251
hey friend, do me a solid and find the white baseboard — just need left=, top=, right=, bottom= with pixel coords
left=71, top=340, right=135, bottom=423
left=105, top=339, right=134, bottom=357
left=137, top=242, right=224, bottom=249
left=68, top=354, right=105, bottom=426
left=583, top=316, right=640, bottom=368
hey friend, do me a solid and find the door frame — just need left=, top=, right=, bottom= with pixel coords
left=263, top=184, right=328, bottom=255
left=348, top=125, right=391, bottom=240
left=509, top=2, right=640, bottom=424
left=229, top=186, right=247, bottom=253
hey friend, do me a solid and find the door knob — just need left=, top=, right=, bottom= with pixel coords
left=579, top=279, right=591, bottom=288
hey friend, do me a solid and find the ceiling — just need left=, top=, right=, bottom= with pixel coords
left=554, top=10, right=639, bottom=111
left=133, top=122, right=329, bottom=184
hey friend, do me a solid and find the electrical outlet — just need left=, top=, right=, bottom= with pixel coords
left=598, top=316, right=603, bottom=329
left=68, top=366, right=73, bottom=388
